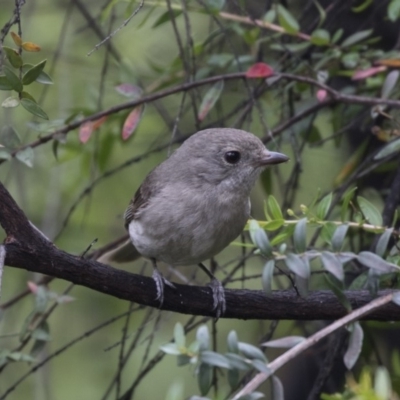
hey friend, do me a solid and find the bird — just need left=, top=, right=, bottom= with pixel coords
left=100, top=128, right=289, bottom=317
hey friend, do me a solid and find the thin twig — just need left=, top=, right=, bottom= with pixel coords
left=232, top=292, right=397, bottom=399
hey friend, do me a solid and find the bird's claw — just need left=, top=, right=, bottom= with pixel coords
left=209, top=278, right=226, bottom=319
left=152, top=269, right=176, bottom=307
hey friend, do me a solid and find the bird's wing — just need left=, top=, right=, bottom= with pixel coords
left=124, top=172, right=155, bottom=228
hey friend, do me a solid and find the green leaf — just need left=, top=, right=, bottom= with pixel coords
left=225, top=353, right=250, bottom=371
left=358, top=251, right=400, bottom=274
left=153, top=10, right=182, bottom=28
left=198, top=80, right=224, bottom=121
left=249, top=220, right=272, bottom=256
left=3, top=66, right=22, bottom=92
left=262, top=260, right=274, bottom=297
left=174, top=322, right=185, bottom=347
left=21, top=91, right=36, bottom=102
left=285, top=253, right=310, bottom=279
left=238, top=342, right=267, bottom=362
left=374, top=366, right=392, bottom=399
left=293, top=218, right=307, bottom=253
left=196, top=325, right=209, bottom=351
left=20, top=98, right=49, bottom=119
left=2, top=96, right=19, bottom=108
left=251, top=359, right=270, bottom=374
left=381, top=70, right=399, bottom=99
left=272, top=376, right=285, bottom=400
left=267, top=195, right=283, bottom=220
left=388, top=0, right=400, bottom=21
left=277, top=4, right=299, bottom=34
left=201, top=350, right=231, bottom=368
left=352, top=0, right=373, bottom=12
left=7, top=351, right=36, bottom=363
left=227, top=331, right=239, bottom=354
left=160, top=343, right=181, bottom=355
left=357, top=196, right=382, bottom=226
left=263, top=9, right=276, bottom=23
left=341, top=186, right=357, bottom=221
left=332, top=28, right=344, bottom=44
left=310, top=29, right=330, bottom=46
left=375, top=228, right=394, bottom=257
left=207, top=53, right=233, bottom=68
left=0, top=75, right=13, bottom=90
left=321, top=222, right=336, bottom=245
left=35, top=70, right=53, bottom=85
left=295, top=274, right=309, bottom=297
left=324, top=275, right=352, bottom=311
left=262, top=336, right=305, bottom=348
left=341, top=29, right=373, bottom=48
left=206, top=0, right=225, bottom=11
left=22, top=59, right=47, bottom=85
left=21, top=63, right=52, bottom=84
left=374, top=138, right=400, bottom=160
left=263, top=219, right=284, bottom=231
left=336, top=252, right=357, bottom=265
left=0, top=126, right=21, bottom=149
left=343, top=322, right=363, bottom=370
left=3, top=46, right=23, bottom=68
left=320, top=251, right=344, bottom=281
left=270, top=224, right=295, bottom=246
left=198, top=362, right=212, bottom=396
left=35, top=285, right=49, bottom=313
left=331, top=224, right=349, bottom=252
left=228, top=367, right=240, bottom=390
left=0, top=149, right=11, bottom=161
left=316, top=193, right=332, bottom=220
left=15, top=146, right=34, bottom=168
left=31, top=321, right=50, bottom=341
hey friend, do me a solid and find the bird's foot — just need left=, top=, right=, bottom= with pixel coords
left=208, top=278, right=226, bottom=319
left=152, top=268, right=176, bottom=307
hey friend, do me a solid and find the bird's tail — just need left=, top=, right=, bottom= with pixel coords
left=96, top=238, right=141, bottom=264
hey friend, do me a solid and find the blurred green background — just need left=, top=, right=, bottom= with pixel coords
left=1, top=0, right=391, bottom=399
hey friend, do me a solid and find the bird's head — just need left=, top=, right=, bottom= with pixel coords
left=173, top=128, right=289, bottom=193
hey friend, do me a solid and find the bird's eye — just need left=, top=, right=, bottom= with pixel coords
left=224, top=151, right=241, bottom=164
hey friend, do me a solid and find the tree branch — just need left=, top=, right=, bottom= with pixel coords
left=6, top=72, right=400, bottom=162
left=1, top=180, right=399, bottom=320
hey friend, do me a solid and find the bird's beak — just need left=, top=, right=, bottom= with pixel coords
left=256, top=150, right=289, bottom=167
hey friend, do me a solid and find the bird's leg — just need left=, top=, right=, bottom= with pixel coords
left=198, top=262, right=226, bottom=318
left=151, top=258, right=176, bottom=306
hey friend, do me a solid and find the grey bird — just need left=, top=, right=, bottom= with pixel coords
left=100, top=128, right=289, bottom=317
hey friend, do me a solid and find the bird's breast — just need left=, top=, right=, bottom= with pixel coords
left=128, top=186, right=250, bottom=266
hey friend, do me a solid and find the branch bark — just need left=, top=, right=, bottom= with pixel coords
left=1, top=181, right=399, bottom=320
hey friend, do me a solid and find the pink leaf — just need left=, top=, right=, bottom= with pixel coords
left=79, top=116, right=107, bottom=144
left=122, top=105, right=144, bottom=140
left=115, top=84, right=143, bottom=98
left=352, top=66, right=387, bottom=81
left=27, top=281, right=38, bottom=294
left=79, top=121, right=94, bottom=144
left=316, top=89, right=327, bottom=102
left=92, top=116, right=107, bottom=130
left=245, top=63, right=274, bottom=78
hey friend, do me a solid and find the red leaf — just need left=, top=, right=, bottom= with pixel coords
left=122, top=105, right=144, bottom=140
left=79, top=116, right=107, bottom=144
left=245, top=63, right=274, bottom=78
left=79, top=121, right=94, bottom=144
